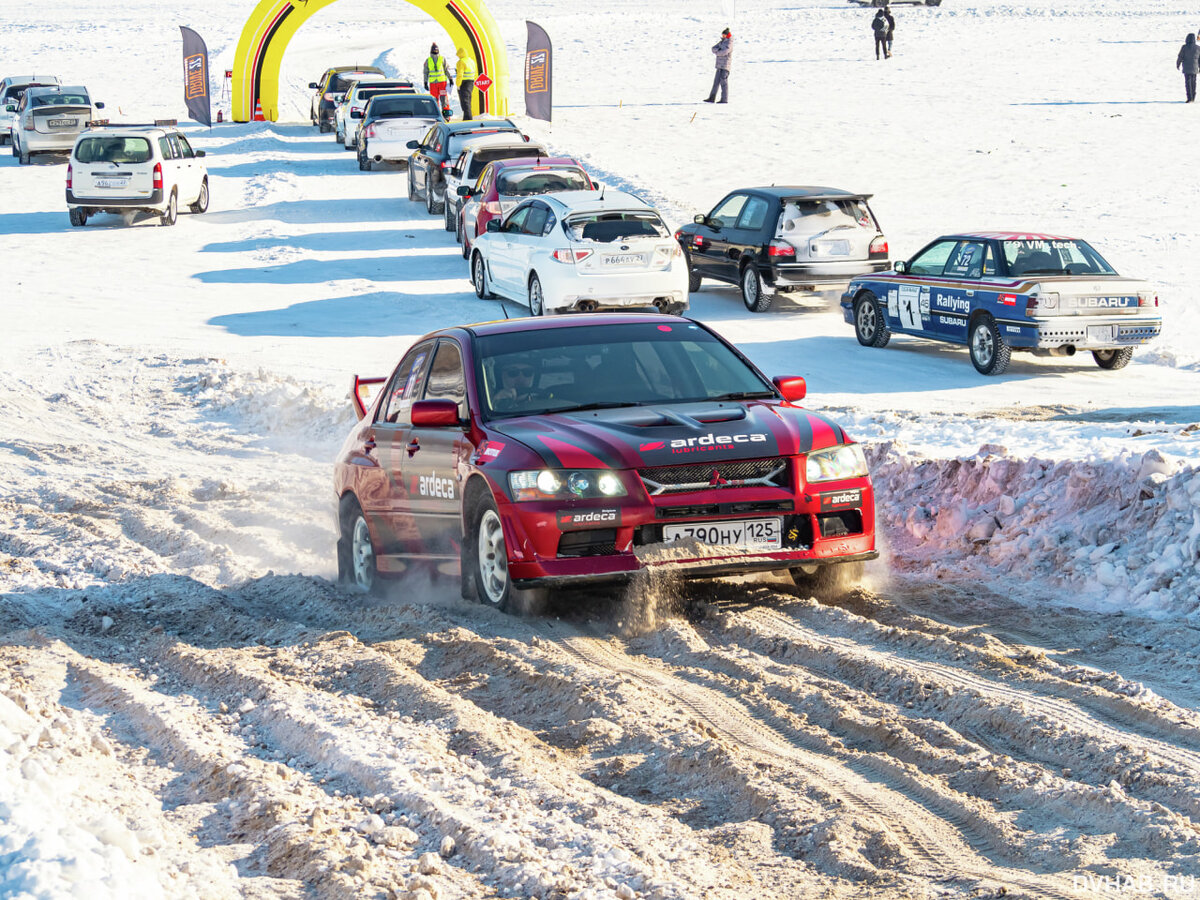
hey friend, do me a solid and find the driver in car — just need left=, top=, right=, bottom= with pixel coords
left=493, top=361, right=538, bottom=406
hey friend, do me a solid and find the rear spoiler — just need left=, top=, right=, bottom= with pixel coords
left=350, top=376, right=387, bottom=420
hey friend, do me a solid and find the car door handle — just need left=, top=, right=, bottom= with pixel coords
left=406, top=439, right=420, bottom=457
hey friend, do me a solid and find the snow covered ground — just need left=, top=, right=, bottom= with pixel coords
left=3, top=0, right=1200, bottom=896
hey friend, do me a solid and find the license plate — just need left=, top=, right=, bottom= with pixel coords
left=663, top=518, right=782, bottom=551
left=48, top=118, right=76, bottom=128
left=94, top=178, right=128, bottom=189
left=605, top=253, right=643, bottom=266
left=1087, top=325, right=1116, bottom=343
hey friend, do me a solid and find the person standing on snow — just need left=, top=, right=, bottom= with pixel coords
left=1178, top=33, right=1200, bottom=102
left=455, top=47, right=478, bottom=120
left=704, top=28, right=732, bottom=103
left=424, top=43, right=454, bottom=117
left=872, top=10, right=891, bottom=60
left=883, top=5, right=896, bottom=55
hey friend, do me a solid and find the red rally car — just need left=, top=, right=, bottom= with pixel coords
left=333, top=314, right=877, bottom=610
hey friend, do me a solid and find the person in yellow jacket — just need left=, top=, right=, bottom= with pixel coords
left=423, top=43, right=453, bottom=117
left=455, top=46, right=478, bottom=120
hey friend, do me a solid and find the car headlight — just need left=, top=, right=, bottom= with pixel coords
left=509, top=469, right=627, bottom=501
left=805, top=444, right=868, bottom=484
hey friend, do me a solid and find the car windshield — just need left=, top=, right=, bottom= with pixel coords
left=74, top=136, right=151, bottom=164
left=466, top=146, right=544, bottom=179
left=447, top=128, right=518, bottom=156
left=476, top=322, right=773, bottom=419
left=565, top=211, right=669, bottom=242
left=1000, top=239, right=1116, bottom=276
left=498, top=167, right=590, bottom=196
left=31, top=92, right=89, bottom=107
left=368, top=96, right=439, bottom=118
left=331, top=72, right=381, bottom=92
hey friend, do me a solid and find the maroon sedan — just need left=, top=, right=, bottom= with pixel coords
left=333, top=315, right=877, bottom=610
left=456, top=156, right=593, bottom=259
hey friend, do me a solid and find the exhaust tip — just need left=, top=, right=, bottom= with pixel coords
left=374, top=155, right=383, bottom=162
left=576, top=300, right=597, bottom=312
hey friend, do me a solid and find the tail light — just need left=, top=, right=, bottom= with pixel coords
left=767, top=240, right=795, bottom=257
left=869, top=236, right=889, bottom=259
left=1138, top=291, right=1158, bottom=308
left=440, top=160, right=451, bottom=169
left=1024, top=292, right=1054, bottom=316
left=653, top=244, right=681, bottom=265
left=483, top=201, right=502, bottom=215
left=364, top=125, right=376, bottom=139
left=24, top=116, right=34, bottom=130
left=66, top=163, right=72, bottom=189
left=152, top=162, right=163, bottom=190
left=551, top=249, right=593, bottom=264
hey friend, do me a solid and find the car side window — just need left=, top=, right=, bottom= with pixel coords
left=943, top=241, right=987, bottom=279
left=908, top=240, right=957, bottom=276
left=157, top=136, right=173, bottom=160
left=423, top=341, right=467, bottom=418
left=504, top=207, right=530, bottom=233
left=175, top=134, right=195, bottom=159
left=709, top=193, right=748, bottom=228
left=382, top=342, right=434, bottom=423
left=522, top=204, right=549, bottom=235
left=736, top=195, right=770, bottom=232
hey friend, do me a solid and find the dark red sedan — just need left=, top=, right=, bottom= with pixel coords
left=333, top=315, right=877, bottom=610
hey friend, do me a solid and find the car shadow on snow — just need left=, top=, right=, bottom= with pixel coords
left=206, top=157, right=374, bottom=178
left=202, top=196, right=419, bottom=226
left=208, top=289, right=498, bottom=338
left=201, top=228, right=450, bottom=254
left=194, top=252, right=468, bottom=285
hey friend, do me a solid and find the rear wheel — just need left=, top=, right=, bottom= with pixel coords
left=472, top=252, right=493, bottom=299
left=854, top=291, right=891, bottom=347
left=1093, top=347, right=1133, bottom=370
left=687, top=259, right=702, bottom=293
left=17, top=140, right=30, bottom=165
left=68, top=207, right=87, bottom=227
left=741, top=263, right=772, bottom=312
left=968, top=315, right=1011, bottom=375
left=529, top=274, right=546, bottom=316
left=159, top=191, right=177, bottom=227
left=358, top=148, right=371, bottom=171
left=338, top=496, right=379, bottom=595
left=188, top=178, right=209, bottom=214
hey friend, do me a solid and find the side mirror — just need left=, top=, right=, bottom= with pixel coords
left=406, top=139, right=419, bottom=149
left=4, top=105, right=14, bottom=112
left=195, top=150, right=206, bottom=158
left=486, top=219, right=501, bottom=233
left=772, top=376, right=807, bottom=403
left=309, top=82, right=319, bottom=90
left=94, top=101, right=105, bottom=109
left=411, top=399, right=460, bottom=427
left=894, top=260, right=907, bottom=274
left=457, top=185, right=472, bottom=197
left=350, top=109, right=362, bottom=119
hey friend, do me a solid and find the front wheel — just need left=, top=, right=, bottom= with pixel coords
left=338, top=497, right=379, bottom=595
left=407, top=169, right=418, bottom=201
left=335, top=126, right=345, bottom=143
left=68, top=207, right=88, bottom=227
left=741, top=263, right=773, bottom=312
left=968, top=316, right=1011, bottom=375
left=1093, top=347, right=1133, bottom=370
left=854, top=291, right=891, bottom=348
left=426, top=181, right=444, bottom=214
left=188, top=178, right=209, bottom=214
left=318, top=120, right=332, bottom=133
left=529, top=274, right=546, bottom=316
left=461, top=233, right=471, bottom=260
left=443, top=197, right=455, bottom=231
left=463, top=492, right=547, bottom=614
left=159, top=191, right=177, bottom=227
left=472, top=252, right=493, bottom=299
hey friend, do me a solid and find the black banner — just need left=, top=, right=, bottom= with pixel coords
left=179, top=26, right=211, bottom=127
left=524, top=20, right=552, bottom=122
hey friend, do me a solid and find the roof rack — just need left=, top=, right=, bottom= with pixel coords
left=86, top=118, right=178, bottom=128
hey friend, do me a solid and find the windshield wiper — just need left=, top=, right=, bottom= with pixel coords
left=700, top=390, right=777, bottom=402
left=551, top=400, right=644, bottom=414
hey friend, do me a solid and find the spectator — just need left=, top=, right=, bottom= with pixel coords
left=704, top=28, right=732, bottom=103
left=455, top=47, right=477, bottom=120
left=872, top=10, right=891, bottom=60
left=1179, top=33, right=1200, bottom=102
left=884, top=5, right=896, bottom=55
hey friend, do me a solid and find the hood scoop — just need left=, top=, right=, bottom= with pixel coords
left=614, top=406, right=748, bottom=429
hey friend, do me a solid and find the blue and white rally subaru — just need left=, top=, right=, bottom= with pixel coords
left=841, top=231, right=1162, bottom=375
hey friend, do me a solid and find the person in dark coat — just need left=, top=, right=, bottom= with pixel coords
left=705, top=28, right=732, bottom=103
left=1178, top=32, right=1200, bottom=102
left=872, top=11, right=891, bottom=60
left=883, top=5, right=896, bottom=55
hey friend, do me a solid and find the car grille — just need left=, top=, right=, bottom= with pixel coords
left=637, top=457, right=789, bottom=496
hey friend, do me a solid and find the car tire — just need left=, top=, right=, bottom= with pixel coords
left=407, top=169, right=418, bottom=201
left=454, top=208, right=463, bottom=243
left=318, top=120, right=331, bottom=133
left=68, top=207, right=87, bottom=227
left=854, top=291, right=891, bottom=348
left=159, top=191, right=177, bottom=227
left=461, top=234, right=471, bottom=260
left=529, top=274, right=546, bottom=316
left=472, top=251, right=493, bottom=299
left=463, top=491, right=547, bottom=614
left=1092, top=348, right=1133, bottom=370
left=968, top=315, right=1011, bottom=375
left=335, top=126, right=344, bottom=143
left=337, top=496, right=380, bottom=595
left=426, top=181, right=443, bottom=215
left=443, top=197, right=455, bottom=231
left=687, top=259, right=702, bottom=293
left=741, top=263, right=772, bottom=312
left=188, top=178, right=209, bottom=214
left=789, top=561, right=864, bottom=597
left=18, top=142, right=30, bottom=166
left=358, top=149, right=371, bottom=171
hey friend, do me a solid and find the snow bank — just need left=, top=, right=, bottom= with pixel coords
left=870, top=443, right=1200, bottom=620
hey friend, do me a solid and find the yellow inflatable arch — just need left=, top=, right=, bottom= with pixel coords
left=232, top=0, right=509, bottom=122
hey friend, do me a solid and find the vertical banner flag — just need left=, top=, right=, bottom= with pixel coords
left=179, top=26, right=212, bottom=127
left=524, top=21, right=552, bottom=122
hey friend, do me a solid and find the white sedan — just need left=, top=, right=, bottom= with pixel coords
left=469, top=190, right=689, bottom=316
